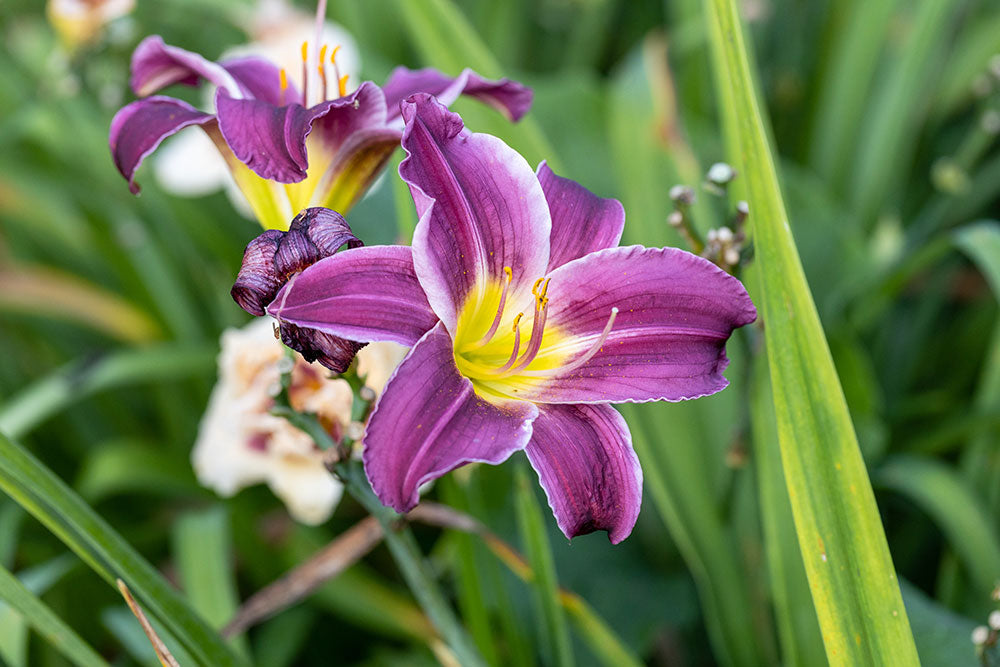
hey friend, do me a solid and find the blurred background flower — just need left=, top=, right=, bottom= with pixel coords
left=151, top=0, right=360, bottom=213
left=47, top=0, right=135, bottom=53
left=194, top=317, right=406, bottom=525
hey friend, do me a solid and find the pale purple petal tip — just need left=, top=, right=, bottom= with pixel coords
left=109, top=96, right=213, bottom=194
left=525, top=404, right=641, bottom=544
left=130, top=35, right=240, bottom=97
left=363, top=323, right=537, bottom=512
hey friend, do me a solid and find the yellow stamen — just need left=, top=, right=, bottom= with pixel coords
left=318, top=44, right=328, bottom=101
left=279, top=68, right=288, bottom=105
left=338, top=74, right=349, bottom=97
left=330, top=45, right=342, bottom=64
left=301, top=41, right=309, bottom=104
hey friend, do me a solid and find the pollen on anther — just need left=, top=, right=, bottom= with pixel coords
left=338, top=74, right=349, bottom=97
left=318, top=45, right=328, bottom=75
left=301, top=41, right=309, bottom=63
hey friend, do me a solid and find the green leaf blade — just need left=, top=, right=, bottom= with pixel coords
left=704, top=1, right=920, bottom=663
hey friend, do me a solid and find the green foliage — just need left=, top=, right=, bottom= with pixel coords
left=1, top=0, right=999, bottom=664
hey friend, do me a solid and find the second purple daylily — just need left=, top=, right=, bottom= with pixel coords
left=109, top=35, right=531, bottom=230
left=245, top=95, right=757, bottom=543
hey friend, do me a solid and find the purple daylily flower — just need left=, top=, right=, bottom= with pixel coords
left=109, top=35, right=532, bottom=230
left=246, top=95, right=757, bottom=543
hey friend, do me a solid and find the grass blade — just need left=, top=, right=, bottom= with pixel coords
left=172, top=506, right=244, bottom=656
left=514, top=463, right=573, bottom=667
left=875, top=455, right=1000, bottom=594
left=0, top=562, right=108, bottom=667
left=0, top=431, right=245, bottom=666
left=704, top=0, right=920, bottom=663
left=0, top=345, right=215, bottom=440
left=750, top=354, right=825, bottom=667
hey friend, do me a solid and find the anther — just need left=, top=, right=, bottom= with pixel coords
left=330, top=46, right=345, bottom=98
left=318, top=45, right=328, bottom=101
left=279, top=68, right=288, bottom=106
left=301, top=41, right=309, bottom=105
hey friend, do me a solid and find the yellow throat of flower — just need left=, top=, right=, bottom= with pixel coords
left=452, top=270, right=572, bottom=403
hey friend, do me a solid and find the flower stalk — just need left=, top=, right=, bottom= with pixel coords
left=269, top=356, right=485, bottom=667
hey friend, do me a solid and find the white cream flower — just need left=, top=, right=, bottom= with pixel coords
left=192, top=317, right=405, bottom=524
left=47, top=0, right=135, bottom=51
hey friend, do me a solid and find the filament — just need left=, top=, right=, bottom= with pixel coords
left=495, top=313, right=524, bottom=373
left=300, top=41, right=309, bottom=105
left=522, top=307, right=618, bottom=377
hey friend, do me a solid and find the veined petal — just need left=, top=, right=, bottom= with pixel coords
left=513, top=245, right=757, bottom=403
left=284, top=82, right=397, bottom=213
left=363, top=323, right=537, bottom=512
left=222, top=56, right=299, bottom=106
left=215, top=90, right=315, bottom=183
left=401, top=94, right=550, bottom=333
left=130, top=35, right=241, bottom=97
left=382, top=66, right=533, bottom=124
left=525, top=403, right=641, bottom=544
left=537, top=161, right=625, bottom=271
left=109, top=96, right=213, bottom=194
left=269, top=245, right=439, bottom=346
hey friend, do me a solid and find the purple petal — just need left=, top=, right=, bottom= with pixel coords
left=400, top=94, right=550, bottom=333
left=516, top=245, right=757, bottom=404
left=537, top=161, right=625, bottom=271
left=216, top=82, right=393, bottom=187
left=302, top=83, right=401, bottom=211
left=130, top=35, right=241, bottom=97
left=109, top=96, right=214, bottom=194
left=382, top=67, right=533, bottom=124
left=525, top=403, right=641, bottom=544
left=363, top=323, right=537, bottom=512
left=231, top=229, right=284, bottom=316
left=215, top=90, right=316, bottom=183
left=279, top=322, right=366, bottom=373
left=222, top=56, right=300, bottom=106
left=269, top=245, right=439, bottom=346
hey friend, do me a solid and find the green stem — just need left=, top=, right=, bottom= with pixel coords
left=335, top=460, right=486, bottom=667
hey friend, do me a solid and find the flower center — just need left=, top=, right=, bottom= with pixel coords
left=453, top=268, right=617, bottom=401
left=279, top=40, right=349, bottom=107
